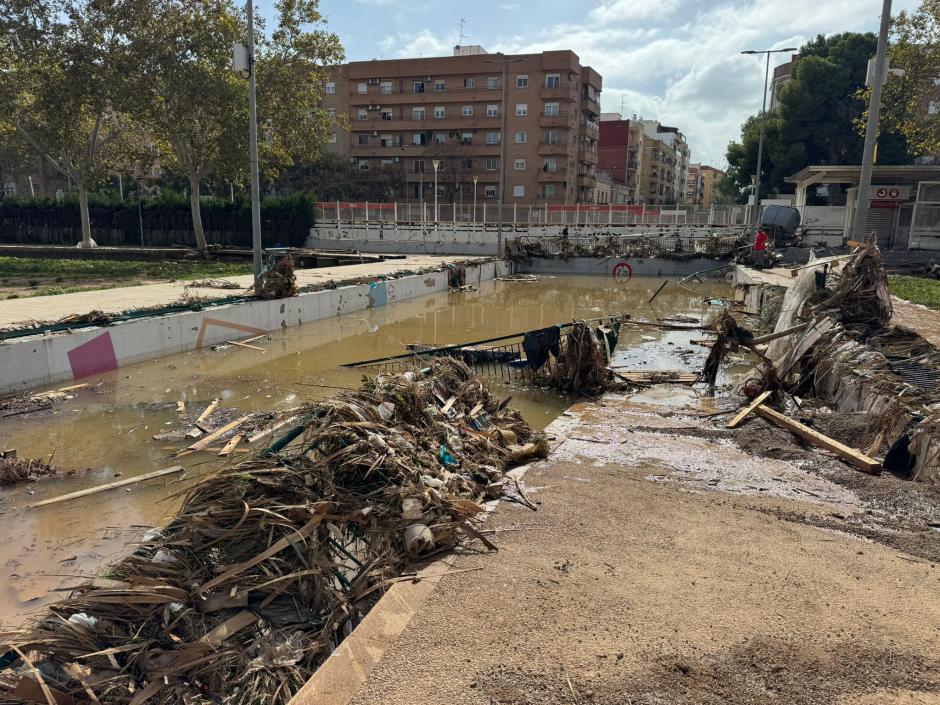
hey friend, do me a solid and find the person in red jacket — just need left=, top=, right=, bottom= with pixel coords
left=754, top=228, right=769, bottom=268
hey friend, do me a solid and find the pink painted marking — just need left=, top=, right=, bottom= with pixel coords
left=67, top=331, right=118, bottom=379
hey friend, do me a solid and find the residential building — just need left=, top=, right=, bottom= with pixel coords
left=321, top=47, right=603, bottom=204
left=640, top=121, right=690, bottom=204
left=598, top=114, right=643, bottom=203
left=686, top=164, right=704, bottom=205
left=770, top=54, right=798, bottom=109
left=699, top=165, right=724, bottom=206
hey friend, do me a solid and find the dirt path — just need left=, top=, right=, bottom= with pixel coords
left=312, top=392, right=940, bottom=705
left=892, top=295, right=940, bottom=350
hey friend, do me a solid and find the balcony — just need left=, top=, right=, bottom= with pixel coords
left=577, top=174, right=596, bottom=187
left=539, top=141, right=569, bottom=156
left=539, top=111, right=574, bottom=128
left=578, top=149, right=598, bottom=165
left=582, top=120, right=599, bottom=139
left=540, top=82, right=577, bottom=100
left=537, top=170, right=566, bottom=182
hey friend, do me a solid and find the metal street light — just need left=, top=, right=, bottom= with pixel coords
left=432, top=159, right=441, bottom=225
left=472, top=175, right=479, bottom=225
left=741, top=46, right=797, bottom=226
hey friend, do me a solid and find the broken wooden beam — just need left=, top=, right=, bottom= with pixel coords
left=175, top=415, right=251, bottom=457
left=195, top=398, right=221, bottom=426
left=754, top=405, right=881, bottom=474
left=750, top=322, right=811, bottom=345
left=26, top=466, right=186, bottom=509
left=226, top=340, right=265, bottom=351
left=725, top=390, right=772, bottom=429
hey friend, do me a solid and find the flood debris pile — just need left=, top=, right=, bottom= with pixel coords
left=0, top=383, right=90, bottom=419
left=0, top=360, right=546, bottom=705
left=0, top=451, right=71, bottom=486
left=258, top=257, right=298, bottom=300
left=504, top=231, right=745, bottom=263
left=534, top=321, right=625, bottom=396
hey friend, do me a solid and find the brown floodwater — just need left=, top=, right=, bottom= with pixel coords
left=0, top=275, right=731, bottom=626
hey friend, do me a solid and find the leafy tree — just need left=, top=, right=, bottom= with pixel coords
left=122, top=0, right=343, bottom=252
left=0, top=0, right=139, bottom=246
left=276, top=153, right=403, bottom=201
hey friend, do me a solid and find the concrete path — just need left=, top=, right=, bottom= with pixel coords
left=892, top=296, right=940, bottom=350
left=0, top=255, right=477, bottom=329
left=294, top=393, right=940, bottom=705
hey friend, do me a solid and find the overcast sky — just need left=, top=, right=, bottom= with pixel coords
left=259, top=0, right=918, bottom=168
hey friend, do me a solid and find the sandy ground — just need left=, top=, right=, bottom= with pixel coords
left=335, top=392, right=940, bottom=705
left=892, top=295, right=940, bottom=350
left=0, top=255, right=478, bottom=328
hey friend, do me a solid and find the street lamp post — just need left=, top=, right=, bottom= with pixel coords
left=246, top=0, right=263, bottom=294
left=473, top=175, right=479, bottom=225
left=741, top=46, right=797, bottom=227
left=432, top=159, right=440, bottom=225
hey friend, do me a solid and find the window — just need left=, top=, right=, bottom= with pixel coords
left=412, top=107, right=426, bottom=120
left=484, top=184, right=497, bottom=198
left=434, top=105, right=445, bottom=118
left=326, top=107, right=336, bottom=118
left=516, top=103, right=528, bottom=117
left=543, top=129, right=558, bottom=144
left=413, top=81, right=425, bottom=93
left=545, top=73, right=560, bottom=88
left=328, top=132, right=337, bottom=144
left=434, top=79, right=445, bottom=92
left=357, top=82, right=368, bottom=94
left=543, top=159, right=557, bottom=172
left=433, top=131, right=446, bottom=144
left=380, top=110, right=394, bottom=121
left=486, top=104, right=499, bottom=117
left=487, top=76, right=500, bottom=90
left=380, top=80, right=392, bottom=95
left=513, top=185, right=525, bottom=198
left=463, top=158, right=473, bottom=169
left=325, top=81, right=336, bottom=94
left=515, top=131, right=527, bottom=144
left=514, top=159, right=526, bottom=171
left=464, top=77, right=476, bottom=88
left=485, top=131, right=501, bottom=144
left=358, top=159, right=369, bottom=170
left=462, top=105, right=473, bottom=117
left=542, top=184, right=557, bottom=197
left=484, top=158, right=498, bottom=171
left=380, top=134, right=396, bottom=147
left=460, top=131, right=473, bottom=144
left=413, top=133, right=426, bottom=145
left=544, top=102, right=560, bottom=116
left=357, top=133, right=369, bottom=145
left=414, top=160, right=425, bottom=173
left=516, top=75, right=528, bottom=88
left=357, top=108, right=368, bottom=120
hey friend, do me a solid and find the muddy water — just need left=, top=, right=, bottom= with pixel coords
left=0, top=275, right=729, bottom=625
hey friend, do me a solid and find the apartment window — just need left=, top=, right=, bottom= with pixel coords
left=357, top=82, right=368, bottom=94
left=484, top=158, right=498, bottom=171
left=433, top=131, right=446, bottom=144
left=464, top=77, right=476, bottom=88
left=380, top=80, right=392, bottom=95
left=543, top=159, right=557, bottom=172
left=380, top=110, right=394, bottom=121
left=412, top=133, right=426, bottom=145
left=545, top=73, right=560, bottom=88
left=542, top=184, right=557, bottom=197
left=357, top=133, right=369, bottom=145
left=328, top=132, right=337, bottom=144
left=325, top=81, right=336, bottom=94
left=412, top=107, right=426, bottom=120
left=434, top=105, right=445, bottom=118
left=516, top=74, right=528, bottom=88
left=487, top=76, right=500, bottom=89
left=463, top=158, right=473, bottom=169
left=380, top=134, right=396, bottom=147
left=515, top=131, right=527, bottom=144
left=543, top=129, right=558, bottom=144
left=516, top=103, right=528, bottom=117
left=484, top=184, right=497, bottom=197
left=462, top=105, right=473, bottom=117
left=486, top=104, right=499, bottom=117
left=514, top=159, right=526, bottom=171
left=460, top=131, right=473, bottom=144
left=358, top=159, right=369, bottom=170
left=485, top=131, right=501, bottom=144
left=434, top=79, right=445, bottom=92
left=513, top=185, right=525, bottom=198
left=381, top=159, right=394, bottom=166
left=357, top=108, right=368, bottom=120
left=544, top=102, right=560, bottom=116
left=414, top=159, right=425, bottom=173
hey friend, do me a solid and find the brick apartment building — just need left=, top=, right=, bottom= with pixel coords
left=321, top=46, right=603, bottom=205
left=597, top=116, right=643, bottom=203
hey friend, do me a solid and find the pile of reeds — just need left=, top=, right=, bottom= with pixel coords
left=258, top=257, right=298, bottom=300
left=0, top=360, right=544, bottom=705
left=0, top=455, right=64, bottom=486
left=537, top=321, right=617, bottom=396
left=814, top=240, right=892, bottom=333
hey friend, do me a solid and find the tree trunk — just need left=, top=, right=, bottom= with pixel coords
left=188, top=173, right=208, bottom=253
left=76, top=182, right=96, bottom=248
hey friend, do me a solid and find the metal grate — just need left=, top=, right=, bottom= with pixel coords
left=890, top=360, right=940, bottom=391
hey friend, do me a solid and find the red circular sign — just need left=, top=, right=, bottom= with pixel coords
left=612, top=261, right=633, bottom=282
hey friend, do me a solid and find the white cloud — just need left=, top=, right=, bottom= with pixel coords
left=589, top=0, right=683, bottom=22
left=499, top=2, right=520, bottom=10
left=380, top=29, right=451, bottom=58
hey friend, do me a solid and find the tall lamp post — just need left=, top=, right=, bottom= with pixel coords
left=246, top=0, right=263, bottom=293
left=432, top=159, right=440, bottom=225
left=472, top=175, right=479, bottom=225
left=741, top=46, right=796, bottom=226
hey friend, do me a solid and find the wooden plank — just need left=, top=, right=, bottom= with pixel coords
left=56, top=383, right=90, bottom=394
left=226, top=340, right=265, bottom=351
left=218, top=434, right=243, bottom=457
left=751, top=322, right=810, bottom=345
left=725, top=390, right=772, bottom=429
left=195, top=398, right=221, bottom=426
left=754, top=405, right=881, bottom=474
left=175, top=415, right=251, bottom=457
left=176, top=400, right=185, bottom=416
left=198, top=610, right=258, bottom=647
left=247, top=415, right=299, bottom=444
left=788, top=253, right=857, bottom=277
left=26, top=466, right=186, bottom=509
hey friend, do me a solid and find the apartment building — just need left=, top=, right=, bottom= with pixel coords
left=686, top=163, right=704, bottom=205
left=699, top=164, right=724, bottom=206
left=598, top=114, right=644, bottom=204
left=321, top=47, right=603, bottom=205
left=638, top=120, right=690, bottom=205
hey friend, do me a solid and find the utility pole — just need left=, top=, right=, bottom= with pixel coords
left=852, top=0, right=892, bottom=242
left=246, top=0, right=263, bottom=295
left=741, top=46, right=797, bottom=226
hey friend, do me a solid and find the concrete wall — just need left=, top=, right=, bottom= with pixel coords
left=517, top=256, right=724, bottom=278
left=0, top=261, right=506, bottom=395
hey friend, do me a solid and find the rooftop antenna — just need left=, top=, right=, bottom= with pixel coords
left=458, top=18, right=468, bottom=47
left=620, top=95, right=626, bottom=118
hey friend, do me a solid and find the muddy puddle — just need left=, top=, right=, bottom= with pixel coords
left=0, top=275, right=730, bottom=626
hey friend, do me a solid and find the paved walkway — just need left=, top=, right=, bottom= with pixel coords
left=293, top=393, right=940, bottom=705
left=0, top=255, right=477, bottom=329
